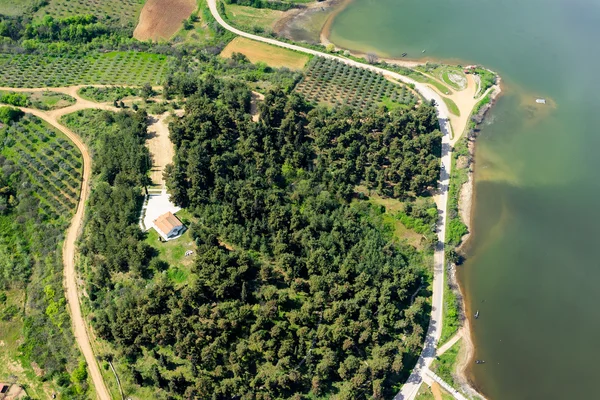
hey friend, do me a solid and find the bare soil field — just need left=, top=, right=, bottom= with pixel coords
left=134, top=0, right=197, bottom=41
left=220, top=37, right=310, bottom=69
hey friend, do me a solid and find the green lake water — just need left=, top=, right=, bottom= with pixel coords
left=330, top=0, right=600, bottom=398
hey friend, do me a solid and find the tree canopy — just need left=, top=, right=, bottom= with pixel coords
left=75, top=75, right=441, bottom=399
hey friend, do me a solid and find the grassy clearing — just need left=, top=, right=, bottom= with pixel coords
left=35, top=0, right=144, bottom=28
left=221, top=37, right=310, bottom=70
left=416, top=382, right=455, bottom=400
left=431, top=339, right=462, bottom=389
left=225, top=4, right=284, bottom=29
left=409, top=71, right=452, bottom=95
left=0, top=52, right=169, bottom=88
left=416, top=64, right=466, bottom=92
left=0, top=0, right=37, bottom=15
left=443, top=96, right=460, bottom=116
left=0, top=90, right=75, bottom=110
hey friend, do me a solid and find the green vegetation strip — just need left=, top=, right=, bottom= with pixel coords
left=430, top=339, right=462, bottom=388
left=442, top=97, right=460, bottom=116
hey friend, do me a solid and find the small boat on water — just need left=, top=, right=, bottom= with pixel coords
left=475, top=310, right=480, bottom=319
left=402, top=52, right=407, bottom=57
left=536, top=98, right=547, bottom=104
left=475, top=360, right=486, bottom=364
left=422, top=49, right=426, bottom=53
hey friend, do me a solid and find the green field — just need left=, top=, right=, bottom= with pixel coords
left=225, top=3, right=284, bottom=30
left=0, top=52, right=169, bottom=88
left=443, top=96, right=460, bottom=116
left=0, top=0, right=37, bottom=15
left=296, top=57, right=417, bottom=112
left=431, top=339, right=462, bottom=389
left=0, top=90, right=75, bottom=110
left=35, top=0, right=145, bottom=28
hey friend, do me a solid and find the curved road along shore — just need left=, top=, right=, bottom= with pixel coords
left=206, top=2, right=452, bottom=398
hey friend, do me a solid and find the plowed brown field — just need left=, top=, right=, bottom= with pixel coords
left=134, top=0, right=197, bottom=41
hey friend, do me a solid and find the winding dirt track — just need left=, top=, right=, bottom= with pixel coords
left=4, top=86, right=120, bottom=400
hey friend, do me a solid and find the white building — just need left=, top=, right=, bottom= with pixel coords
left=153, top=211, right=185, bottom=241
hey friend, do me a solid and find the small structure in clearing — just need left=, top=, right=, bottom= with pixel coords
left=153, top=211, right=185, bottom=241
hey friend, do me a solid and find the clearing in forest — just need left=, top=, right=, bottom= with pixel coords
left=220, top=37, right=310, bottom=70
left=133, top=0, right=197, bottom=41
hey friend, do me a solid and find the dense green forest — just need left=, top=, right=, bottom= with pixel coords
left=63, top=73, right=443, bottom=399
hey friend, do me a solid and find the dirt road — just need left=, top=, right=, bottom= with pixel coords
left=2, top=86, right=125, bottom=399
left=15, top=105, right=112, bottom=400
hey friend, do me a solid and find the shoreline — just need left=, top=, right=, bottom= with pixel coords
left=453, top=78, right=502, bottom=399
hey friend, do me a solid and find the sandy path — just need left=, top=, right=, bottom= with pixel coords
left=250, top=91, right=264, bottom=122
left=146, top=111, right=182, bottom=186
left=437, top=328, right=463, bottom=356
left=431, top=382, right=443, bottom=400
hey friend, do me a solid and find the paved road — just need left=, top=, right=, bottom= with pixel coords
left=206, top=2, right=452, bottom=398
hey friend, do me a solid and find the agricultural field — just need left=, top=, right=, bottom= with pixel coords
left=0, top=90, right=75, bottom=110
left=35, top=0, right=145, bottom=29
left=0, top=0, right=38, bottom=16
left=0, top=52, right=169, bottom=88
left=1, top=114, right=82, bottom=217
left=133, top=0, right=197, bottom=41
left=220, top=37, right=310, bottom=69
left=224, top=3, right=284, bottom=31
left=296, top=57, right=418, bottom=112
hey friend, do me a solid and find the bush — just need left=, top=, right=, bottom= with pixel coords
left=0, top=106, right=24, bottom=123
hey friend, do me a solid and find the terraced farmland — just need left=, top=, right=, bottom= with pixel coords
left=0, top=52, right=169, bottom=88
left=35, top=0, right=144, bottom=28
left=0, top=114, right=82, bottom=222
left=296, top=57, right=417, bottom=112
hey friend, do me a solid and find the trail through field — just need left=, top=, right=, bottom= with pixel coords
left=134, top=0, right=197, bottom=41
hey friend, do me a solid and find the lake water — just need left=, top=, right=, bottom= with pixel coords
left=329, top=0, right=600, bottom=398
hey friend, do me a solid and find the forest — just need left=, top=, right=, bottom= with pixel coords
left=69, top=73, right=442, bottom=399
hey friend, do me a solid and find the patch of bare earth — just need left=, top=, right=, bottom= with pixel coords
left=147, top=112, right=179, bottom=186
left=431, top=382, right=443, bottom=400
left=134, top=0, right=196, bottom=41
